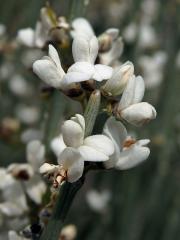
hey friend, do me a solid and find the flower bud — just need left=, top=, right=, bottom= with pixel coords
left=120, top=102, right=157, bottom=126
left=101, top=61, right=134, bottom=96
left=98, top=28, right=119, bottom=52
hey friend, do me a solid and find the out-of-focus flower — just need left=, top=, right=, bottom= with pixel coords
left=141, top=0, right=159, bottom=22
left=21, top=49, right=43, bottom=68
left=115, top=75, right=156, bottom=126
left=101, top=61, right=134, bottom=96
left=138, top=51, right=167, bottom=89
left=41, top=114, right=114, bottom=183
left=7, top=140, right=46, bottom=204
left=15, top=104, right=40, bottom=125
left=123, top=23, right=138, bottom=44
left=103, top=117, right=150, bottom=169
left=9, top=75, right=33, bottom=97
left=86, top=189, right=111, bottom=213
left=20, top=128, right=43, bottom=144
left=0, top=62, right=14, bottom=81
left=0, top=168, right=28, bottom=218
left=8, top=231, right=29, bottom=240
left=138, top=23, right=157, bottom=49
left=59, top=224, right=77, bottom=240
left=17, top=7, right=69, bottom=49
left=17, top=7, right=55, bottom=48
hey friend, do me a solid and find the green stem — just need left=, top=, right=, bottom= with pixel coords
left=39, top=180, right=84, bottom=240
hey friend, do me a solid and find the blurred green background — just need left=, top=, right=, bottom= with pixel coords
left=0, top=0, right=180, bottom=240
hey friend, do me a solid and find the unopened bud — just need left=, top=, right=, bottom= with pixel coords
left=98, top=28, right=119, bottom=52
left=102, top=62, right=134, bottom=96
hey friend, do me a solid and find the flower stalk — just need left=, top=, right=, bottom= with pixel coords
left=39, top=179, right=84, bottom=240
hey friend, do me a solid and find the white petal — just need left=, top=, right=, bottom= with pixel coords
left=133, top=76, right=145, bottom=103
left=71, top=18, right=94, bottom=40
left=67, top=62, right=95, bottom=76
left=17, top=28, right=35, bottom=47
left=70, top=114, right=85, bottom=132
left=39, top=163, right=57, bottom=175
left=50, top=135, right=66, bottom=157
left=48, top=44, right=61, bottom=68
left=89, top=36, right=99, bottom=64
left=84, top=135, right=114, bottom=157
left=116, top=144, right=150, bottom=170
left=103, top=117, right=127, bottom=168
left=62, top=120, right=84, bottom=148
left=72, top=36, right=98, bottom=64
left=61, top=72, right=91, bottom=87
left=24, top=176, right=46, bottom=204
left=58, top=147, right=84, bottom=182
left=93, top=64, right=113, bottom=81
left=78, top=145, right=108, bottom=162
left=106, top=28, right=119, bottom=40
left=118, top=75, right=136, bottom=110
left=72, top=37, right=90, bottom=62
left=33, top=59, right=64, bottom=88
left=102, top=61, right=134, bottom=96
left=137, top=139, right=150, bottom=146
left=121, top=102, right=157, bottom=126
left=26, top=140, right=45, bottom=170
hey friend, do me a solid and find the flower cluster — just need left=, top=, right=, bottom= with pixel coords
left=32, top=17, right=157, bottom=185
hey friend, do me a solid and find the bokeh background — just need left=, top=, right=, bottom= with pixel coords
left=0, top=0, right=180, bottom=239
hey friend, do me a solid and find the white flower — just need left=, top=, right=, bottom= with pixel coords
left=33, top=44, right=91, bottom=90
left=17, top=28, right=35, bottom=47
left=9, top=75, right=32, bottom=97
left=103, top=117, right=150, bottom=169
left=15, top=104, right=40, bottom=125
left=138, top=51, right=167, bottom=89
left=86, top=189, right=111, bottom=213
left=17, top=7, right=54, bottom=48
left=138, top=23, right=157, bottom=49
left=116, top=75, right=156, bottom=126
left=69, top=35, right=113, bottom=82
left=101, top=61, right=134, bottom=96
left=123, top=22, right=138, bottom=44
left=0, top=168, right=28, bottom=218
left=49, top=114, right=114, bottom=182
left=7, top=140, right=46, bottom=204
